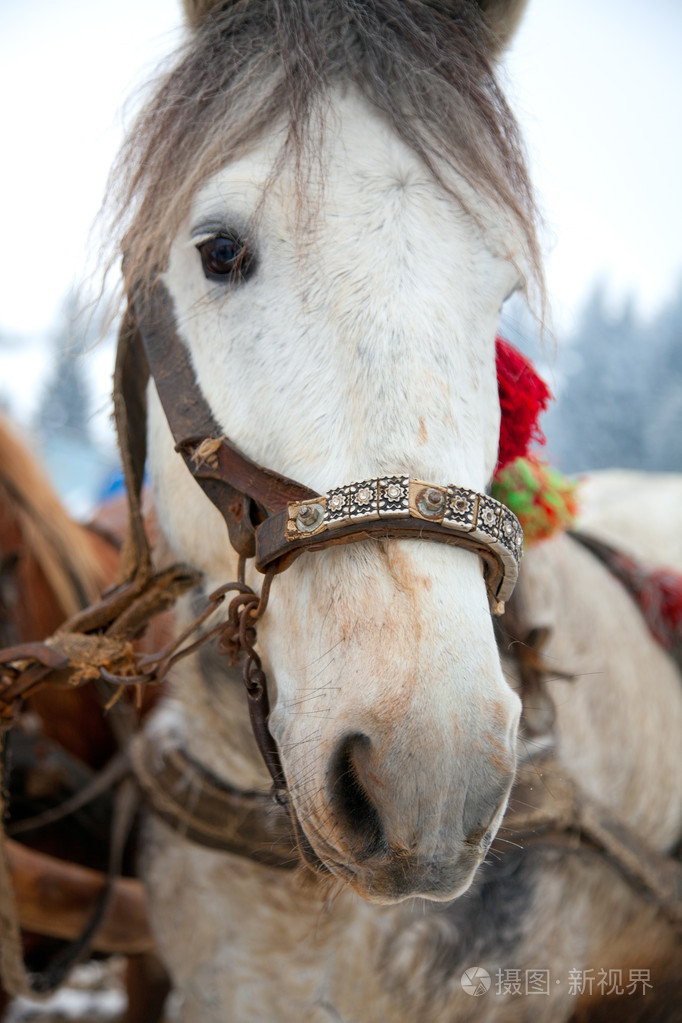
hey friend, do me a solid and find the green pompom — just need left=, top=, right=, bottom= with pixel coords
left=492, top=457, right=579, bottom=545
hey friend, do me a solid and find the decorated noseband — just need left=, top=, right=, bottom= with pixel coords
left=255, top=476, right=522, bottom=606
left=124, top=280, right=523, bottom=611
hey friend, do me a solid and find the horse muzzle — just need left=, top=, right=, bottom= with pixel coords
left=290, top=729, right=516, bottom=903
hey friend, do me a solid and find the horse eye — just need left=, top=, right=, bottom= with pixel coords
left=196, top=233, right=255, bottom=283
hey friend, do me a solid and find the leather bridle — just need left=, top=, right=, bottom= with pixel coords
left=2, top=281, right=682, bottom=1001
left=115, top=278, right=523, bottom=795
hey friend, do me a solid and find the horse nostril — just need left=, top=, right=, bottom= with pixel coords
left=327, top=733, right=385, bottom=859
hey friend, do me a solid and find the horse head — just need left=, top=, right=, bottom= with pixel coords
left=119, top=0, right=538, bottom=904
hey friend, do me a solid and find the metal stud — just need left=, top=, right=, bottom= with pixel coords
left=410, top=481, right=447, bottom=522
left=326, top=486, right=350, bottom=523
left=443, top=486, right=478, bottom=532
left=347, top=479, right=379, bottom=522
left=295, top=502, right=325, bottom=533
left=473, top=495, right=501, bottom=540
left=283, top=477, right=523, bottom=604
left=416, top=487, right=446, bottom=519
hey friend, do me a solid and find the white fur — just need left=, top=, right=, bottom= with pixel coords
left=141, top=89, right=682, bottom=1022
left=578, top=469, right=682, bottom=570
left=149, top=90, right=523, bottom=902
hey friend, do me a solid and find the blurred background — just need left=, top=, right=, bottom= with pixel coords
left=1, top=0, right=681, bottom=518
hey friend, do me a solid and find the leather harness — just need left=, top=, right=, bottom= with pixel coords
left=129, top=732, right=682, bottom=937
left=129, top=281, right=521, bottom=602
left=1, top=280, right=681, bottom=999
left=0, top=279, right=522, bottom=794
left=115, top=279, right=523, bottom=794
left=119, top=280, right=682, bottom=937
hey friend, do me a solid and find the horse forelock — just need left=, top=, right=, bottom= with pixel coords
left=104, top=0, right=542, bottom=307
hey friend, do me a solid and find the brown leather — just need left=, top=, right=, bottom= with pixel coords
left=129, top=281, right=513, bottom=603
left=498, top=757, right=682, bottom=935
left=130, top=281, right=317, bottom=560
left=130, top=729, right=682, bottom=936
left=130, top=737, right=299, bottom=867
left=120, top=279, right=518, bottom=793
left=113, top=309, right=152, bottom=586
left=255, top=508, right=504, bottom=595
left=176, top=436, right=317, bottom=515
left=0, top=563, right=200, bottom=715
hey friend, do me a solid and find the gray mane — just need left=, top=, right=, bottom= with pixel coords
left=107, top=0, right=540, bottom=298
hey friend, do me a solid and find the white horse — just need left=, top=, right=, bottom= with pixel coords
left=578, top=469, right=682, bottom=571
left=106, top=1, right=682, bottom=1019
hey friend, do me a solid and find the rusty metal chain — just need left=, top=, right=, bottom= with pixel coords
left=0, top=557, right=286, bottom=794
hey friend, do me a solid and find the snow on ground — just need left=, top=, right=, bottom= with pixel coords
left=4, top=961, right=125, bottom=1022
left=3, top=959, right=179, bottom=1023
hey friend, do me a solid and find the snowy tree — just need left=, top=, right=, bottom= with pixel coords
left=34, top=293, right=97, bottom=443
left=640, top=284, right=682, bottom=470
left=502, top=280, right=682, bottom=474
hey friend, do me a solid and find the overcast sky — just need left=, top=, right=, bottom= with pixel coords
left=1, top=0, right=681, bottom=340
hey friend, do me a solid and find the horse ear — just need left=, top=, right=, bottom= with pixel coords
left=182, top=0, right=223, bottom=31
left=476, top=0, right=528, bottom=57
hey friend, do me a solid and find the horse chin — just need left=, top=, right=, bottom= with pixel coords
left=347, top=859, right=482, bottom=906
left=293, top=810, right=484, bottom=905
left=333, top=852, right=482, bottom=905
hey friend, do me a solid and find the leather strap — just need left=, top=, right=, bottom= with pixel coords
left=130, top=728, right=682, bottom=936
left=114, top=308, right=151, bottom=586
left=255, top=509, right=512, bottom=602
left=130, top=737, right=299, bottom=868
left=112, top=279, right=523, bottom=798
left=570, top=531, right=682, bottom=669
left=130, top=281, right=317, bottom=559
left=127, top=280, right=521, bottom=605
left=496, top=757, right=682, bottom=935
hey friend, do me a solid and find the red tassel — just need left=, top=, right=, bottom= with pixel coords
left=576, top=538, right=682, bottom=661
left=638, top=569, right=682, bottom=657
left=493, top=338, right=682, bottom=661
left=495, top=337, right=552, bottom=474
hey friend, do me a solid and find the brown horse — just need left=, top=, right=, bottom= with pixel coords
left=0, top=414, right=119, bottom=760
left=0, top=413, right=168, bottom=1021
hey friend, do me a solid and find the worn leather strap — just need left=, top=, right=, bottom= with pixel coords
left=130, top=727, right=682, bottom=936
left=114, top=308, right=151, bottom=585
left=255, top=511, right=508, bottom=600
left=129, top=281, right=317, bottom=560
left=117, top=279, right=520, bottom=796
left=129, top=737, right=299, bottom=868
left=496, top=757, right=682, bottom=935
